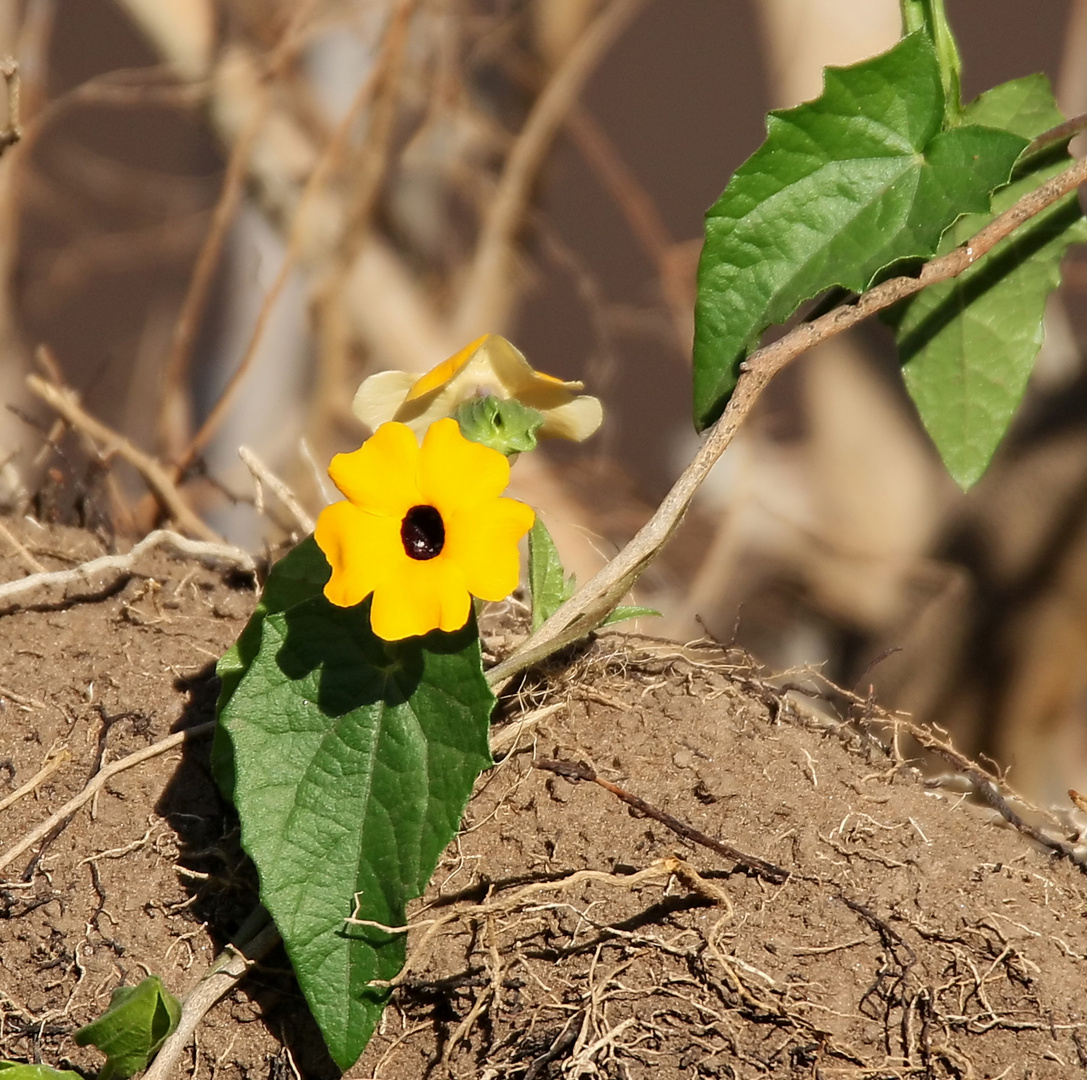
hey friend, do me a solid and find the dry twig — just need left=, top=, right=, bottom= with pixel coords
left=534, top=757, right=789, bottom=884
left=0, top=518, right=45, bottom=572
left=174, top=0, right=420, bottom=477
left=455, top=0, right=649, bottom=337
left=0, top=528, right=254, bottom=612
left=360, top=856, right=715, bottom=990
left=238, top=445, right=315, bottom=533
left=26, top=367, right=222, bottom=542
left=0, top=57, right=20, bottom=156
left=142, top=912, right=281, bottom=1080
left=156, top=95, right=270, bottom=452
left=0, top=749, right=70, bottom=815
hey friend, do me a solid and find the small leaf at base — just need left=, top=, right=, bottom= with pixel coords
left=73, top=976, right=181, bottom=1080
left=600, top=606, right=661, bottom=627
left=528, top=519, right=575, bottom=631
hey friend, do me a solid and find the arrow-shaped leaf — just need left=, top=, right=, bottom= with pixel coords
left=217, top=596, right=494, bottom=1070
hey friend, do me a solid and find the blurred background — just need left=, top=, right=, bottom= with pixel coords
left=2, top=0, right=1087, bottom=806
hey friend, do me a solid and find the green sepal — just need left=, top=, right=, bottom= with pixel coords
left=73, top=976, right=181, bottom=1080
left=452, top=395, right=546, bottom=455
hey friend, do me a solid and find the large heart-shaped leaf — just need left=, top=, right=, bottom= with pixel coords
left=217, top=594, right=493, bottom=1069
left=693, top=31, right=1027, bottom=429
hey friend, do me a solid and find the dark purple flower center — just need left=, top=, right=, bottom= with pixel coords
left=400, top=505, right=445, bottom=560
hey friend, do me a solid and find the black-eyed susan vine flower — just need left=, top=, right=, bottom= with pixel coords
left=352, top=333, right=603, bottom=445
left=314, top=417, right=535, bottom=641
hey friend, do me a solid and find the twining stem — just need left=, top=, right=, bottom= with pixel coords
left=488, top=151, right=1087, bottom=691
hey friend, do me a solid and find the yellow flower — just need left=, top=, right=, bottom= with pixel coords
left=314, top=418, right=535, bottom=641
left=352, top=334, right=603, bottom=442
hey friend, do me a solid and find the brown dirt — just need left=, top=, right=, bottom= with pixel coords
left=1, top=519, right=1087, bottom=1080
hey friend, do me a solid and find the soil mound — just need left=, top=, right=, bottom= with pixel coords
left=0, top=520, right=1085, bottom=1079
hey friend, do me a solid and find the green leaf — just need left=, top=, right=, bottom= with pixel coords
left=528, top=519, right=575, bottom=631
left=216, top=535, right=330, bottom=710
left=900, top=0, right=962, bottom=118
left=693, top=31, right=1027, bottom=429
left=889, top=75, right=1087, bottom=488
left=0, top=1064, right=82, bottom=1080
left=73, top=976, right=181, bottom=1080
left=528, top=521, right=658, bottom=632
left=217, top=597, right=494, bottom=1070
left=212, top=535, right=331, bottom=797
left=600, top=606, right=661, bottom=627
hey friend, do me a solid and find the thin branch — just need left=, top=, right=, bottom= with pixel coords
left=564, top=104, right=692, bottom=351
left=1025, top=109, right=1087, bottom=157
left=0, top=56, right=21, bottom=156
left=901, top=718, right=1087, bottom=870
left=311, top=0, right=421, bottom=424
left=339, top=0, right=420, bottom=258
left=0, top=721, right=215, bottom=877
left=455, top=0, right=649, bottom=338
left=0, top=750, right=70, bottom=815
left=0, top=518, right=45, bottom=572
left=238, top=445, right=314, bottom=533
left=487, top=152, right=1087, bottom=690
left=26, top=365, right=222, bottom=543
left=172, top=2, right=418, bottom=476
left=21, top=66, right=208, bottom=144
left=0, top=528, right=255, bottom=612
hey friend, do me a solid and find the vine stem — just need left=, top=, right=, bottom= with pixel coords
left=487, top=151, right=1087, bottom=690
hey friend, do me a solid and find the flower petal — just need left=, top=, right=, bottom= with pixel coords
left=352, top=370, right=417, bottom=432
left=537, top=395, right=604, bottom=441
left=315, top=500, right=401, bottom=608
left=404, top=334, right=489, bottom=402
left=482, top=335, right=583, bottom=395
left=328, top=422, right=421, bottom=516
left=394, top=342, right=500, bottom=433
left=352, top=336, right=601, bottom=442
left=370, top=557, right=471, bottom=640
left=418, top=417, right=511, bottom=512
left=444, top=498, right=535, bottom=601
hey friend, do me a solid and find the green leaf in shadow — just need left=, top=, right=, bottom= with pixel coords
left=212, top=535, right=331, bottom=797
